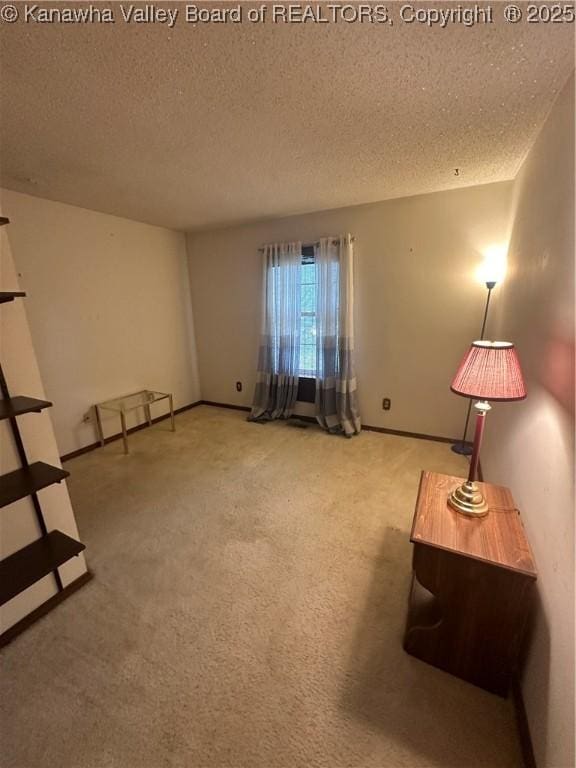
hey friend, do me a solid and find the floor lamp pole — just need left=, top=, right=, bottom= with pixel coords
left=451, top=281, right=495, bottom=456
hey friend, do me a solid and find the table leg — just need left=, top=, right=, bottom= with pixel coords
left=145, top=403, right=152, bottom=427
left=169, top=395, right=175, bottom=432
left=95, top=405, right=105, bottom=447
left=120, top=411, right=129, bottom=455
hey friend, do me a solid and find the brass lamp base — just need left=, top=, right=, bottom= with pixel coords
left=448, top=481, right=489, bottom=517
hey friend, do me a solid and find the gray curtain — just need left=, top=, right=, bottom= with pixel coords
left=315, top=235, right=361, bottom=436
left=249, top=242, right=301, bottom=421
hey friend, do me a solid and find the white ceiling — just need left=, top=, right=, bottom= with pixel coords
left=1, top=7, right=574, bottom=231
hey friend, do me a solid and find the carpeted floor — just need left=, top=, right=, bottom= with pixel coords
left=1, top=406, right=523, bottom=768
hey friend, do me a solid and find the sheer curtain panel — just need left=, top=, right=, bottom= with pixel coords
left=315, top=235, right=361, bottom=436
left=249, top=242, right=301, bottom=421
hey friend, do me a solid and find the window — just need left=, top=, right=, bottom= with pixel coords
left=299, top=246, right=316, bottom=377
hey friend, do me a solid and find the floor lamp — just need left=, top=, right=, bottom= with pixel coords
left=451, top=243, right=507, bottom=456
left=451, top=280, right=495, bottom=454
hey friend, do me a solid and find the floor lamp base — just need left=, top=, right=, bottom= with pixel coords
left=451, top=441, right=473, bottom=456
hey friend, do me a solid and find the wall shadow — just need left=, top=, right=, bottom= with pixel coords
left=515, top=587, right=552, bottom=767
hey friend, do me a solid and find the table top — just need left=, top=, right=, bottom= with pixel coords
left=97, top=390, right=170, bottom=413
left=411, top=471, right=537, bottom=578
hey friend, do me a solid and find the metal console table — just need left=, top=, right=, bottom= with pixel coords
left=95, top=389, right=175, bottom=454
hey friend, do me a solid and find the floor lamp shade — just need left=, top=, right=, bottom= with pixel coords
left=451, top=341, right=527, bottom=402
left=448, top=341, right=526, bottom=517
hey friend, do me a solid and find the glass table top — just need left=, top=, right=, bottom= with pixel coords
left=96, top=390, right=170, bottom=413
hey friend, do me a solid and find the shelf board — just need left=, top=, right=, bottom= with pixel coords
left=0, top=292, right=26, bottom=304
left=0, top=396, right=53, bottom=421
left=0, top=462, right=70, bottom=508
left=0, top=530, right=85, bottom=606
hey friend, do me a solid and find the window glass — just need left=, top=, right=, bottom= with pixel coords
left=299, top=259, right=316, bottom=376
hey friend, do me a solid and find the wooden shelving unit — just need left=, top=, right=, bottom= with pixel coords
left=0, top=224, right=87, bottom=624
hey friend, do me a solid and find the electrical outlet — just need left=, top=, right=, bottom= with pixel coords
left=382, top=398, right=391, bottom=411
left=236, top=381, right=242, bottom=392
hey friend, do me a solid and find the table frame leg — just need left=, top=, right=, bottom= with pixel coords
left=169, top=395, right=175, bottom=432
left=120, top=412, right=129, bottom=455
left=95, top=405, right=105, bottom=448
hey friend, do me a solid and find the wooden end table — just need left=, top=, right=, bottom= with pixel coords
left=403, top=471, right=537, bottom=696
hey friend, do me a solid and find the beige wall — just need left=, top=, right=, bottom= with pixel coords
left=186, top=181, right=513, bottom=437
left=483, top=77, right=575, bottom=768
left=0, top=190, right=201, bottom=457
left=0, top=225, right=88, bottom=632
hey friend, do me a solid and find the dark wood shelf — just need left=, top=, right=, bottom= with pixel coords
left=0, top=396, right=53, bottom=421
left=0, top=462, right=70, bottom=509
left=0, top=530, right=85, bottom=606
left=0, top=217, right=9, bottom=226
left=0, top=292, right=26, bottom=304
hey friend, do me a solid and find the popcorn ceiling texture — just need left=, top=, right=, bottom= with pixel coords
left=0, top=407, right=523, bottom=768
left=0, top=14, right=573, bottom=231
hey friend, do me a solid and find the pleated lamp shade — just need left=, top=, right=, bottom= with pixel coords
left=451, top=341, right=526, bottom=401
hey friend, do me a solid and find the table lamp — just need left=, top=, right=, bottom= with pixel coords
left=448, top=341, right=526, bottom=517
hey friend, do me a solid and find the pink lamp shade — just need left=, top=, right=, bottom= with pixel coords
left=451, top=341, right=527, bottom=401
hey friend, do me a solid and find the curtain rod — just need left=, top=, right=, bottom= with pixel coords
left=258, top=237, right=355, bottom=252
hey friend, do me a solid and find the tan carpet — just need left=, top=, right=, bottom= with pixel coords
left=1, top=406, right=523, bottom=768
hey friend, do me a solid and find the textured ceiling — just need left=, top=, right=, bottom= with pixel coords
left=1, top=4, right=574, bottom=231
